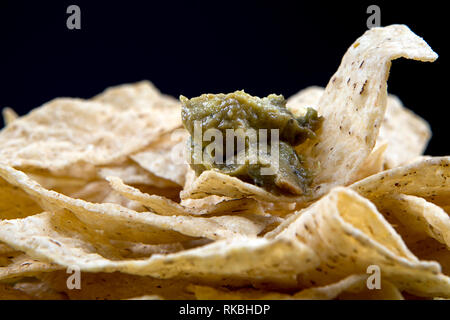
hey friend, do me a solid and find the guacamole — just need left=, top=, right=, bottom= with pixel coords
left=180, top=90, right=322, bottom=195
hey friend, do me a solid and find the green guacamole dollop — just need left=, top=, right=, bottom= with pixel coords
left=180, top=90, right=322, bottom=195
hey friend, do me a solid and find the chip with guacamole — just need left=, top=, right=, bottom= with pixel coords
left=180, top=91, right=322, bottom=195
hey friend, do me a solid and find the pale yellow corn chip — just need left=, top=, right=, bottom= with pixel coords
left=286, top=86, right=323, bottom=116
left=267, top=187, right=450, bottom=298
left=131, top=129, right=190, bottom=186
left=190, top=274, right=403, bottom=300
left=98, top=160, right=178, bottom=188
left=0, top=95, right=180, bottom=173
left=13, top=281, right=67, bottom=300
left=410, top=239, right=450, bottom=276
left=0, top=175, right=42, bottom=219
left=0, top=165, right=274, bottom=242
left=351, top=156, right=450, bottom=201
left=373, top=194, right=450, bottom=248
left=41, top=271, right=194, bottom=300
left=0, top=252, right=62, bottom=282
left=375, top=94, right=431, bottom=169
left=0, top=210, right=319, bottom=288
left=107, top=176, right=265, bottom=216
left=0, top=283, right=33, bottom=300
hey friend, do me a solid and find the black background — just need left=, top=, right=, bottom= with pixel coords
left=0, top=1, right=448, bottom=155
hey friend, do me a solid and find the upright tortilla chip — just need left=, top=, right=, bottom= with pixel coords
left=288, top=88, right=431, bottom=171
left=301, top=25, right=437, bottom=197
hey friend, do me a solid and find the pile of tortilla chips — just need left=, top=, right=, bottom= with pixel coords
left=0, top=24, right=448, bottom=300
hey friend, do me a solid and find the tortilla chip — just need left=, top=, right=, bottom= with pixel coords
left=410, top=239, right=450, bottom=276
left=26, top=172, right=88, bottom=195
left=93, top=80, right=180, bottom=114
left=375, top=94, right=431, bottom=169
left=0, top=165, right=271, bottom=243
left=373, top=194, right=450, bottom=248
left=29, top=173, right=148, bottom=211
left=336, top=279, right=404, bottom=300
left=22, top=164, right=99, bottom=181
left=190, top=274, right=403, bottom=300
left=0, top=175, right=42, bottom=219
left=109, top=241, right=185, bottom=259
left=181, top=170, right=301, bottom=202
left=182, top=196, right=269, bottom=216
left=0, top=210, right=319, bottom=287
left=131, top=130, right=190, bottom=186
left=134, top=184, right=183, bottom=202
left=300, top=25, right=437, bottom=198
left=288, top=87, right=431, bottom=171
left=351, top=142, right=388, bottom=183
left=107, top=176, right=265, bottom=216
left=126, top=295, right=163, bottom=300
left=23, top=174, right=145, bottom=211
left=0, top=252, right=62, bottom=282
left=98, top=160, right=178, bottom=188
left=40, top=271, right=195, bottom=300
left=100, top=190, right=147, bottom=212
left=0, top=242, right=16, bottom=255
left=13, top=281, right=67, bottom=300
left=0, top=283, right=33, bottom=300
left=0, top=95, right=180, bottom=173
left=287, top=86, right=323, bottom=116
left=351, top=156, right=450, bottom=201
left=267, top=187, right=450, bottom=298
left=63, top=180, right=114, bottom=203
left=2, top=107, right=18, bottom=126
